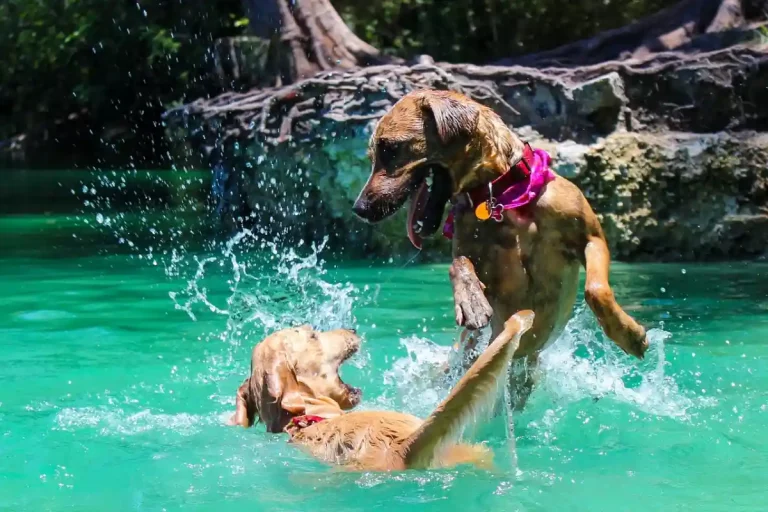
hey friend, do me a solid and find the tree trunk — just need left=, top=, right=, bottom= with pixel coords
left=496, top=0, right=768, bottom=67
left=241, top=0, right=393, bottom=84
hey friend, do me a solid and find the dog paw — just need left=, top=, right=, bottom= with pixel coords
left=449, top=257, right=493, bottom=330
left=616, top=323, right=649, bottom=359
left=454, top=286, right=493, bottom=330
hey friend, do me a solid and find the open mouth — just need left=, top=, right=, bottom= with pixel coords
left=338, top=339, right=362, bottom=406
left=406, top=165, right=452, bottom=249
left=340, top=340, right=359, bottom=363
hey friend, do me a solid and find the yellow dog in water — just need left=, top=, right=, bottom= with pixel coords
left=230, top=311, right=534, bottom=471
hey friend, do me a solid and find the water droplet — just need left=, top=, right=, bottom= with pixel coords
left=96, top=214, right=104, bottom=224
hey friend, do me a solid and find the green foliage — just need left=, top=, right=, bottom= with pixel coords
left=0, top=0, right=246, bottom=162
left=0, top=0, right=679, bottom=167
left=334, top=0, right=677, bottom=63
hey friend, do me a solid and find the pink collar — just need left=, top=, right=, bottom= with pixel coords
left=443, top=147, right=555, bottom=239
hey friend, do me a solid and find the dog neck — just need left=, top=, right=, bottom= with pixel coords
left=449, top=114, right=526, bottom=197
left=441, top=143, right=555, bottom=239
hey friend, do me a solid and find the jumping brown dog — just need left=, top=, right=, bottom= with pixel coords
left=352, top=90, right=648, bottom=406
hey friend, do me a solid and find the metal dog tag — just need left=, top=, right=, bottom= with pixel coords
left=475, top=201, right=492, bottom=221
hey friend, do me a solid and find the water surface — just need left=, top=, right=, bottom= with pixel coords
left=1, top=195, right=767, bottom=511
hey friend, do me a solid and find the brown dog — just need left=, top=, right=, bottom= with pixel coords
left=352, top=90, right=648, bottom=406
left=231, top=312, right=535, bottom=471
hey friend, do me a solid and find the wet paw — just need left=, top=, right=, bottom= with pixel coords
left=449, top=257, right=493, bottom=330
left=454, top=284, right=493, bottom=330
left=617, top=323, right=649, bottom=359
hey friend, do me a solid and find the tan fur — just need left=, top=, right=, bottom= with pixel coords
left=232, top=312, right=534, bottom=471
left=229, top=325, right=361, bottom=432
left=353, top=90, right=649, bottom=407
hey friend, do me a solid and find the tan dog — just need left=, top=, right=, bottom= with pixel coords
left=231, top=311, right=535, bottom=471
left=229, top=325, right=362, bottom=432
left=352, top=90, right=649, bottom=407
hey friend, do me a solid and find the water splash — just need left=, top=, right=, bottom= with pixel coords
left=379, top=306, right=709, bottom=423
left=379, top=335, right=453, bottom=415
left=536, top=306, right=712, bottom=420
left=167, top=229, right=358, bottom=340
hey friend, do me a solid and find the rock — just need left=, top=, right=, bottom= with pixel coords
left=573, top=132, right=768, bottom=260
left=164, top=43, right=768, bottom=261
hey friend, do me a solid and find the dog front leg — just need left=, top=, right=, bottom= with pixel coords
left=584, top=237, right=648, bottom=359
left=449, top=256, right=493, bottom=330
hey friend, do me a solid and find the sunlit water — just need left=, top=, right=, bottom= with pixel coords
left=2, top=173, right=768, bottom=511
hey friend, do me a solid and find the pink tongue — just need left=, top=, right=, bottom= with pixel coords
left=406, top=181, right=429, bottom=249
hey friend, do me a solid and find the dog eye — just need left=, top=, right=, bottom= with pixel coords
left=377, top=140, right=399, bottom=167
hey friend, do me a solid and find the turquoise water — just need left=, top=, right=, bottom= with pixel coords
left=2, top=176, right=768, bottom=511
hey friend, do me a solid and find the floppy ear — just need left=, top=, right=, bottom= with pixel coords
left=421, top=93, right=480, bottom=145
left=257, top=354, right=347, bottom=432
left=265, top=361, right=309, bottom=415
left=253, top=359, right=305, bottom=432
left=273, top=364, right=344, bottom=418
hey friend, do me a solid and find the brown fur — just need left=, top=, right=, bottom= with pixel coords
left=353, top=90, right=649, bottom=407
left=231, top=312, right=535, bottom=471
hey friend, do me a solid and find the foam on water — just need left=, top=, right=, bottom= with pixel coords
left=378, top=306, right=710, bottom=425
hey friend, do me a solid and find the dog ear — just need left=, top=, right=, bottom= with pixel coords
left=271, top=361, right=310, bottom=414
left=421, top=93, right=480, bottom=145
left=253, top=359, right=308, bottom=431
left=228, top=377, right=256, bottom=427
left=277, top=365, right=344, bottom=418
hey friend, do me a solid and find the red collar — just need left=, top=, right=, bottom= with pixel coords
left=463, top=143, right=535, bottom=208
left=290, top=415, right=325, bottom=429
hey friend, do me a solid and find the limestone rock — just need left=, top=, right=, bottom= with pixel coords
left=164, top=44, right=768, bottom=261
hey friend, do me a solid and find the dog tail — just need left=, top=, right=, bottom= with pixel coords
left=401, top=310, right=535, bottom=469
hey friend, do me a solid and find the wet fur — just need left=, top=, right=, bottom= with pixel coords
left=353, top=90, right=649, bottom=407
left=287, top=311, right=533, bottom=470
left=232, top=312, right=534, bottom=471
left=230, top=325, right=361, bottom=432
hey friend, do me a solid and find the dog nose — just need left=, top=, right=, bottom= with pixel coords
left=352, top=198, right=369, bottom=218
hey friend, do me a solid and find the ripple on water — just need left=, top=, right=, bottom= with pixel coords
left=16, top=309, right=77, bottom=321
left=53, top=406, right=216, bottom=436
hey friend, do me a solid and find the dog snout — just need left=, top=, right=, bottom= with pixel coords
left=352, top=197, right=371, bottom=220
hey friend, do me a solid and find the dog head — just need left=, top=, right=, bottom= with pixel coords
left=352, top=90, right=524, bottom=248
left=246, top=325, right=362, bottom=433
